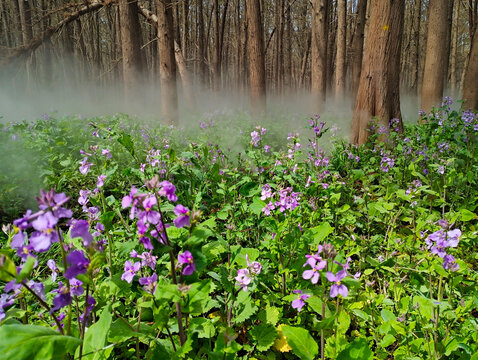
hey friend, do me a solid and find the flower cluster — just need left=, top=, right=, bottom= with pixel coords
left=261, top=186, right=301, bottom=215
left=235, top=255, right=262, bottom=291
left=250, top=126, right=267, bottom=147
left=425, top=227, right=461, bottom=271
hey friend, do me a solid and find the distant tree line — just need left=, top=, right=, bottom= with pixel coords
left=0, top=0, right=477, bottom=143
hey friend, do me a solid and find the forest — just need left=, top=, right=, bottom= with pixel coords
left=0, top=1, right=477, bottom=360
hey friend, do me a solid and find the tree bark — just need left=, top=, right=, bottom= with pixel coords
left=350, top=0, right=404, bottom=145
left=450, top=0, right=460, bottom=95
left=335, top=0, right=346, bottom=98
left=156, top=0, right=178, bottom=124
left=119, top=0, right=144, bottom=100
left=311, top=0, right=328, bottom=113
left=246, top=0, right=266, bottom=115
left=350, top=0, right=366, bottom=97
left=421, top=0, right=452, bottom=112
left=463, top=25, right=478, bottom=109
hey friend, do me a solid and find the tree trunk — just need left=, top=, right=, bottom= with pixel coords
left=350, top=0, right=404, bottom=145
left=410, top=0, right=421, bottom=96
left=421, top=0, right=452, bottom=112
left=335, top=0, right=346, bottom=98
left=212, top=0, right=220, bottom=91
left=311, top=0, right=328, bottom=113
left=351, top=0, right=366, bottom=98
left=197, top=0, right=206, bottom=85
left=18, top=0, right=33, bottom=45
left=181, top=0, right=188, bottom=60
left=156, top=0, right=178, bottom=124
left=174, top=41, right=195, bottom=108
left=450, top=0, right=460, bottom=95
left=246, top=0, right=266, bottom=115
left=119, top=0, right=144, bottom=100
left=463, top=25, right=478, bottom=109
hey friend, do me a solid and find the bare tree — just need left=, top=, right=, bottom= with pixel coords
left=350, top=0, right=405, bottom=145
left=119, top=0, right=143, bottom=100
left=246, top=0, right=266, bottom=115
left=157, top=0, right=178, bottom=124
left=421, top=0, right=453, bottom=112
left=310, top=0, right=328, bottom=113
left=335, top=0, right=346, bottom=98
left=463, top=25, right=478, bottom=109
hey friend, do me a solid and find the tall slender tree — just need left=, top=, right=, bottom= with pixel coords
left=119, top=0, right=144, bottom=101
left=421, top=0, right=453, bottom=112
left=157, top=0, right=178, bottom=124
left=335, top=0, right=346, bottom=98
left=246, top=0, right=266, bottom=114
left=463, top=25, right=478, bottom=109
left=351, top=0, right=405, bottom=145
left=311, top=0, right=328, bottom=113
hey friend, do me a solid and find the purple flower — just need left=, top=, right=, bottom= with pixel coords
left=235, top=268, right=252, bottom=291
left=262, top=202, right=275, bottom=216
left=11, top=230, right=27, bottom=249
left=178, top=251, right=196, bottom=275
left=47, top=259, right=58, bottom=281
left=246, top=254, right=262, bottom=275
left=79, top=157, right=93, bottom=175
left=158, top=181, right=178, bottom=202
left=78, top=190, right=91, bottom=207
left=291, top=290, right=311, bottom=312
left=121, top=261, right=141, bottom=283
left=101, top=149, right=112, bottom=159
left=250, top=131, right=261, bottom=147
left=70, top=220, right=94, bottom=247
left=131, top=251, right=157, bottom=270
left=437, top=166, right=445, bottom=175
left=70, top=278, right=84, bottom=296
left=97, top=175, right=106, bottom=188
left=16, top=245, right=36, bottom=263
left=302, top=251, right=327, bottom=284
left=139, top=196, right=161, bottom=225
left=51, top=282, right=72, bottom=313
left=381, top=156, right=395, bottom=172
left=64, top=250, right=90, bottom=280
left=173, top=204, right=190, bottom=228
left=443, top=254, right=459, bottom=271
left=79, top=296, right=96, bottom=326
left=139, top=273, right=158, bottom=294
left=28, top=281, right=46, bottom=301
left=0, top=293, right=16, bottom=321
left=326, top=270, right=348, bottom=298
left=29, top=212, right=59, bottom=252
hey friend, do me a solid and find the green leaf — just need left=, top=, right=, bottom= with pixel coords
left=337, top=311, right=351, bottom=334
left=250, top=323, right=277, bottom=351
left=183, top=280, right=214, bottom=315
left=381, top=309, right=396, bottom=323
left=189, top=318, right=216, bottom=339
left=100, top=211, right=116, bottom=231
left=250, top=196, right=266, bottom=215
left=155, top=284, right=181, bottom=302
left=310, top=222, right=334, bottom=246
left=82, top=305, right=113, bottom=360
left=380, top=334, right=396, bottom=348
left=412, top=296, right=433, bottom=320
left=258, top=305, right=281, bottom=326
left=0, top=254, right=16, bottom=282
left=233, top=291, right=258, bottom=324
left=0, top=324, right=81, bottom=360
left=17, top=256, right=36, bottom=282
left=117, top=133, right=135, bottom=157
left=281, top=325, right=318, bottom=360
left=337, top=338, right=373, bottom=360
left=459, top=208, right=477, bottom=221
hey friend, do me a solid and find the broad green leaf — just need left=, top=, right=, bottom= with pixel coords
left=380, top=334, right=396, bottom=348
left=281, top=325, right=318, bottom=360
left=412, top=296, right=433, bottom=320
left=17, top=256, right=36, bottom=282
left=0, top=254, right=16, bottom=282
left=258, top=305, right=281, bottom=326
left=250, top=196, right=266, bottom=216
left=100, top=211, right=116, bottom=231
left=459, top=208, right=477, bottom=221
left=337, top=310, right=351, bottom=334
left=337, top=338, right=373, bottom=360
left=0, top=324, right=81, bottom=360
left=250, top=323, right=277, bottom=351
left=381, top=309, right=397, bottom=323
left=82, top=305, right=113, bottom=360
left=117, top=132, right=135, bottom=156
left=189, top=317, right=216, bottom=339
left=233, top=291, right=258, bottom=324
left=183, top=280, right=214, bottom=315
left=311, top=222, right=334, bottom=246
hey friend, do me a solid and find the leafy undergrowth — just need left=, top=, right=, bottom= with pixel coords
left=0, top=100, right=477, bottom=359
